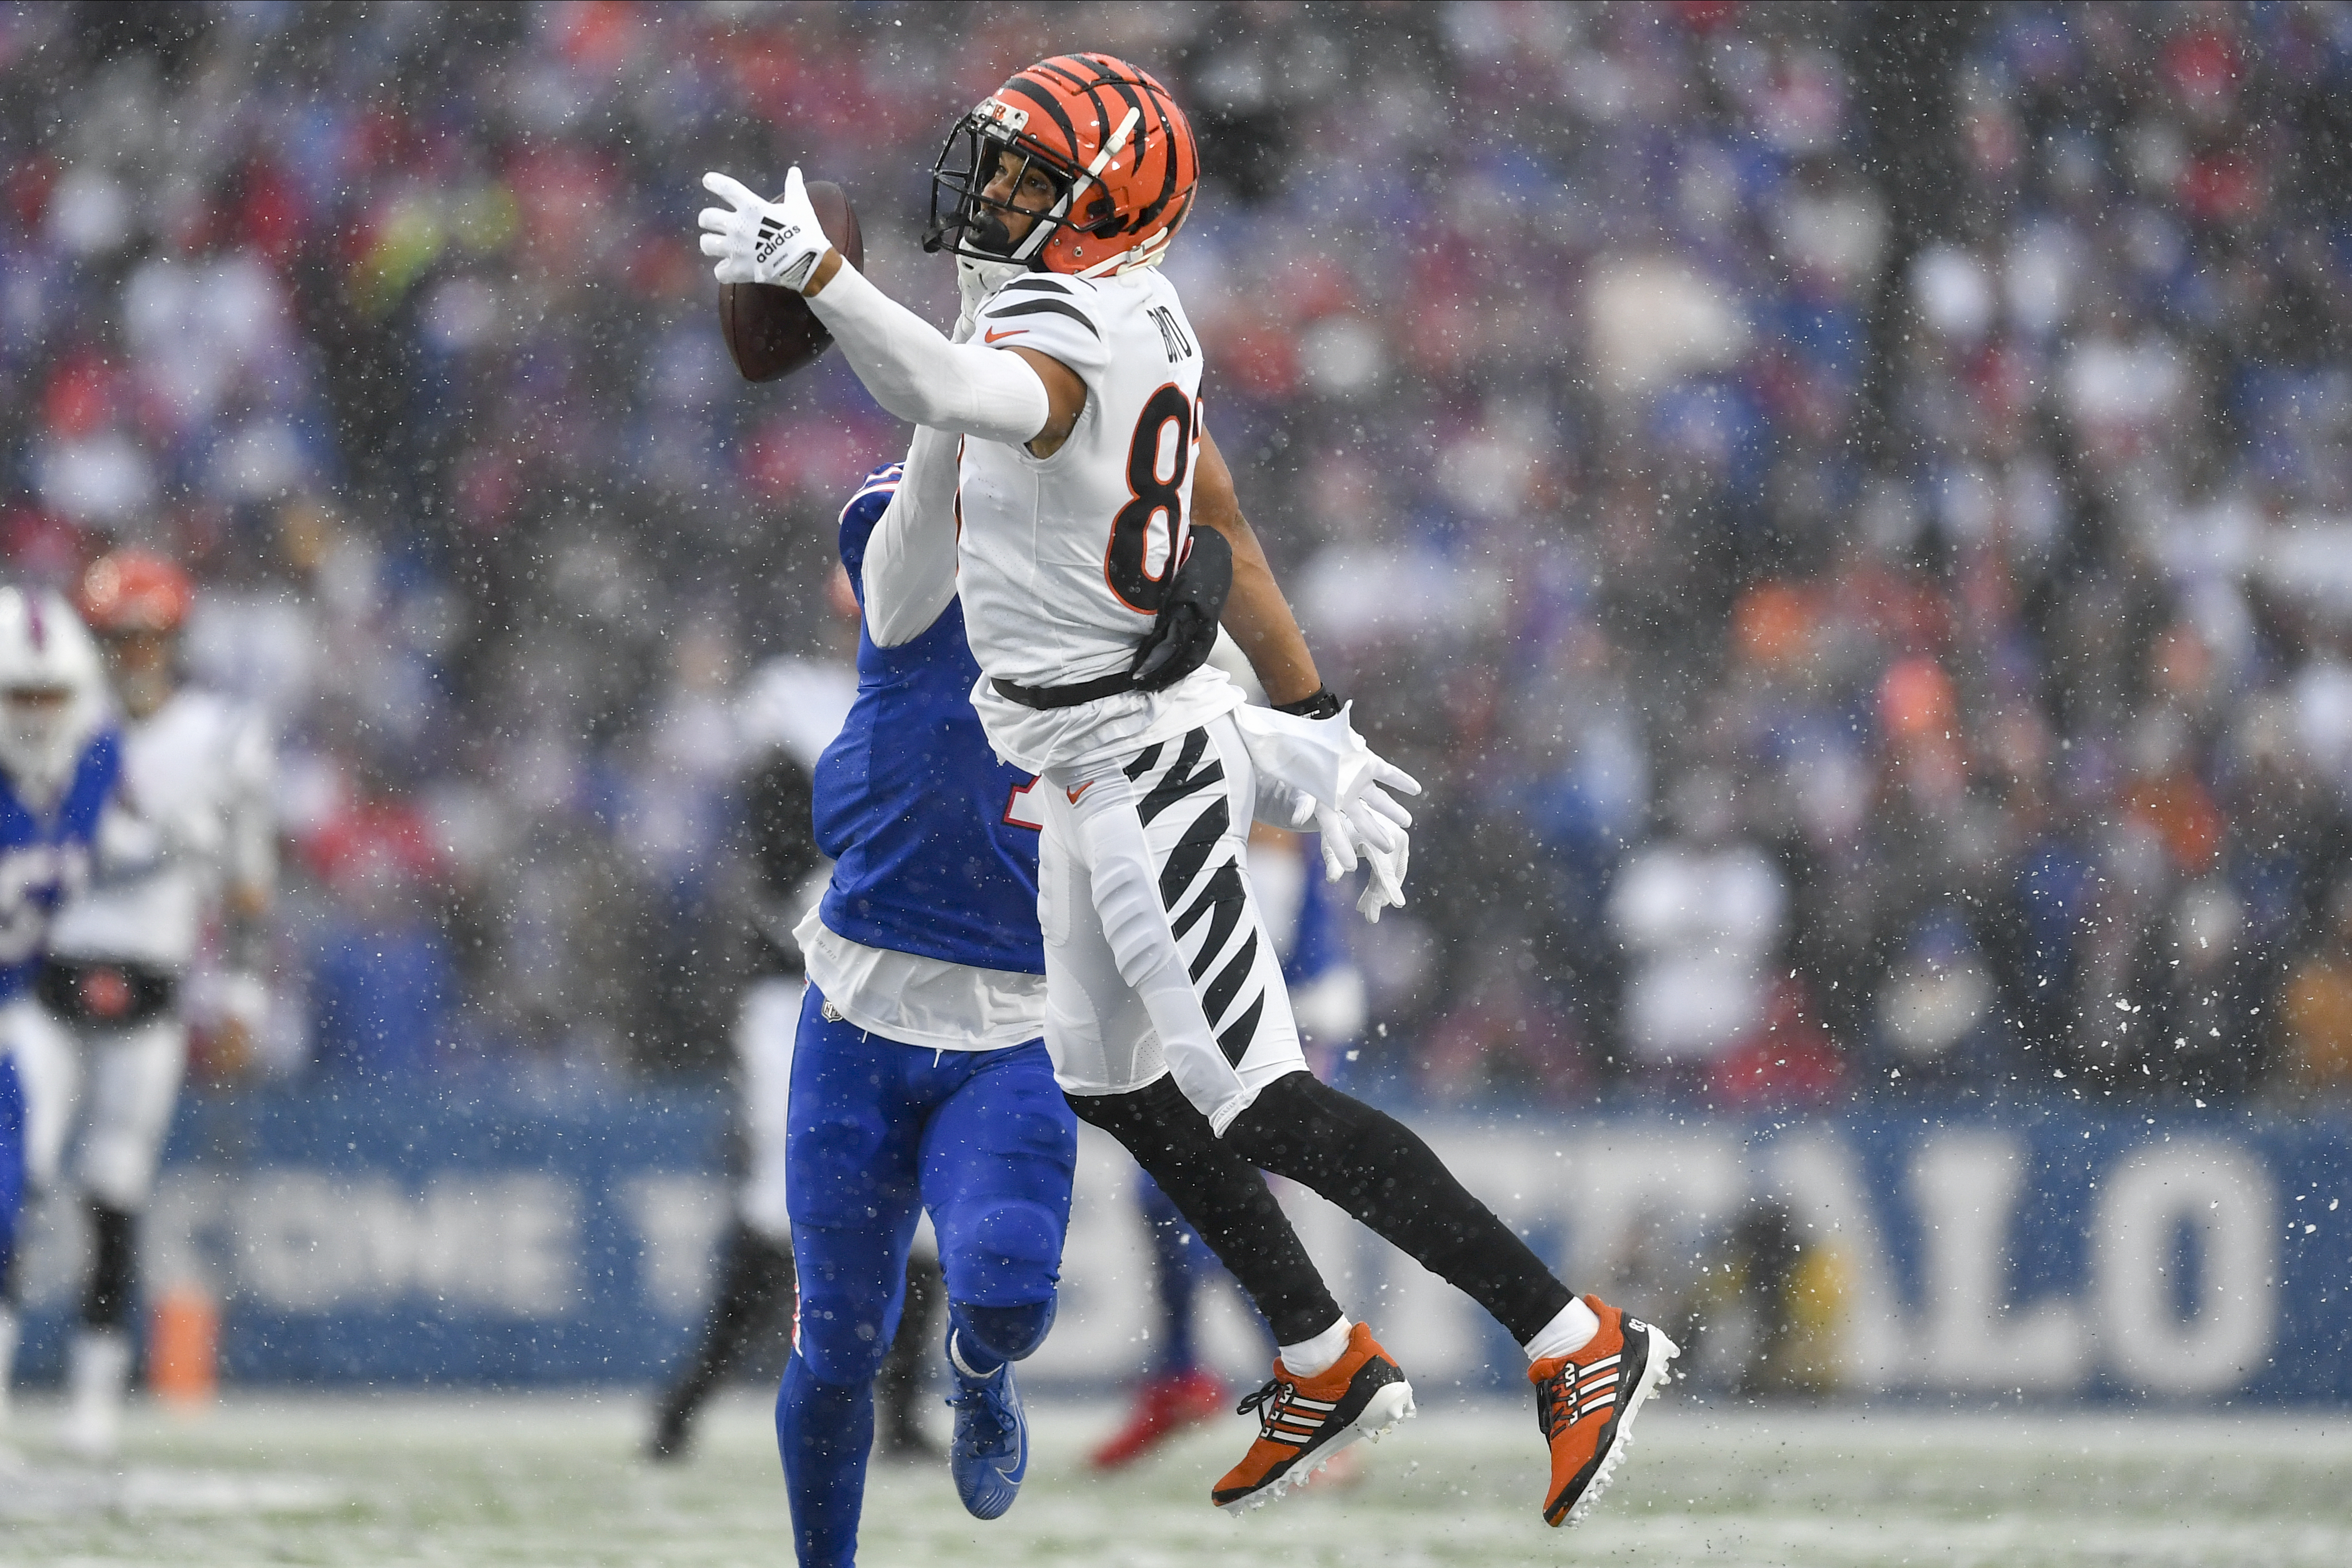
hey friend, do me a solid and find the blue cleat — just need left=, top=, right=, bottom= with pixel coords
left=946, top=1335, right=1028, bottom=1520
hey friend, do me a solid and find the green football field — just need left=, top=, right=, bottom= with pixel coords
left=5, top=1390, right=2349, bottom=1566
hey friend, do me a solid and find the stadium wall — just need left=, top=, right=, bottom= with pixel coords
left=12, top=1092, right=2348, bottom=1402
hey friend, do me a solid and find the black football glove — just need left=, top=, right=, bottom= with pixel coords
left=1129, top=525, right=1234, bottom=692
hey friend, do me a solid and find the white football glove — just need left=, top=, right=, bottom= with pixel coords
left=1356, top=818, right=1409, bottom=923
left=699, top=168, right=830, bottom=292
left=1252, top=778, right=1411, bottom=922
left=1304, top=783, right=1411, bottom=878
left=1235, top=702, right=1421, bottom=922
left=1232, top=701, right=1421, bottom=823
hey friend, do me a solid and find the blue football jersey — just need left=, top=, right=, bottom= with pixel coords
left=812, top=465, right=1044, bottom=975
left=0, top=729, right=121, bottom=1000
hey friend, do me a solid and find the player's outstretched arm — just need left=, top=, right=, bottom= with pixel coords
left=862, top=425, right=961, bottom=648
left=1190, top=426, right=1322, bottom=707
left=700, top=169, right=1074, bottom=449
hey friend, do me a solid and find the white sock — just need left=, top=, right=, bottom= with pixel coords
left=1523, top=1298, right=1602, bottom=1362
left=0, top=1306, right=18, bottom=1423
left=1277, top=1315, right=1353, bottom=1379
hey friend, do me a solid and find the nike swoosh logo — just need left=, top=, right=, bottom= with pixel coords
left=1065, top=782, right=1093, bottom=804
left=984, top=327, right=1029, bottom=344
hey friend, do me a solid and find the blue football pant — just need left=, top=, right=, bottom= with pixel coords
left=775, top=988, right=1076, bottom=1567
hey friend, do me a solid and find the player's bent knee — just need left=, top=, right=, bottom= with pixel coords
left=951, top=1296, right=1056, bottom=1364
left=942, top=1199, right=1066, bottom=1307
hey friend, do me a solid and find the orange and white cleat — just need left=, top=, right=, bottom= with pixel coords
left=1530, top=1294, right=1678, bottom=1527
left=1091, top=1367, right=1229, bottom=1471
left=1211, top=1322, right=1415, bottom=1512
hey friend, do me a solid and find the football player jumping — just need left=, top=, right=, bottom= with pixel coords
left=701, top=53, right=1674, bottom=1528
left=782, top=421, right=1380, bottom=1564
left=0, top=589, right=128, bottom=1455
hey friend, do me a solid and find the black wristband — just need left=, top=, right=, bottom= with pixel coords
left=1273, top=687, right=1342, bottom=720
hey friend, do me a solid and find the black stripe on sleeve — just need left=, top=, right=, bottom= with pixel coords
left=1137, top=729, right=1217, bottom=825
left=980, top=297, right=1101, bottom=337
left=1186, top=868, right=1248, bottom=982
left=1216, top=992, right=1266, bottom=1065
left=1201, top=929, right=1260, bottom=1029
left=1157, top=796, right=1229, bottom=907
left=996, top=276, right=1077, bottom=296
left=1171, top=859, right=1243, bottom=944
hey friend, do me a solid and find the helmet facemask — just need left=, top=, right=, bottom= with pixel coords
left=925, top=101, right=1102, bottom=267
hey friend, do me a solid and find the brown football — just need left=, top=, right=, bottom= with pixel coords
left=718, top=180, right=864, bottom=383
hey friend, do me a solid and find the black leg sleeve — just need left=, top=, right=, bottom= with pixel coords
left=1067, top=1078, right=1343, bottom=1346
left=650, top=1221, right=797, bottom=1456
left=82, top=1201, right=139, bottom=1332
left=1223, top=1073, right=1576, bottom=1346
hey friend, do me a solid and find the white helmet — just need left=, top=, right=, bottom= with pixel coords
left=0, top=586, right=108, bottom=802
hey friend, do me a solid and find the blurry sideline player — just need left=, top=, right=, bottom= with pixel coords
left=0, top=589, right=124, bottom=1454
left=701, top=50, right=1675, bottom=1525
left=1092, top=817, right=1367, bottom=1470
left=14, top=551, right=272, bottom=1460
left=646, top=636, right=946, bottom=1463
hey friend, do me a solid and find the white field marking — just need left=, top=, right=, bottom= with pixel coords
left=0, top=1463, right=343, bottom=1520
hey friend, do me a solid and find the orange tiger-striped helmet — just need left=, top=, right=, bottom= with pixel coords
left=924, top=52, right=1199, bottom=277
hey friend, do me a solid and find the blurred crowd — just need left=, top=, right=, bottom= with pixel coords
left=5, top=2, right=2352, bottom=1108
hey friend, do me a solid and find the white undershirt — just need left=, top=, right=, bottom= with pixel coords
left=794, top=906, right=1047, bottom=1053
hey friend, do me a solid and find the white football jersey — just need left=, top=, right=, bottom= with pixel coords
left=48, top=687, right=274, bottom=971
left=956, top=266, right=1241, bottom=774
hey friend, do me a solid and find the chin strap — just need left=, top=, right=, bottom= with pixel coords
left=1077, top=235, right=1173, bottom=279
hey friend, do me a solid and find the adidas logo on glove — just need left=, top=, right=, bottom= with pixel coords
left=755, top=214, right=799, bottom=267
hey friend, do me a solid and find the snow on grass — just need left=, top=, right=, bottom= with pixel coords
left=4, top=1392, right=2350, bottom=1566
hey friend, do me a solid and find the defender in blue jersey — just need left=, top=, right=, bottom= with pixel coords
left=776, top=461, right=1074, bottom=1559
left=0, top=587, right=124, bottom=1431
left=779, top=450, right=1265, bottom=1563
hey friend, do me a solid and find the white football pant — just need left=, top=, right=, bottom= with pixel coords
left=1040, top=713, right=1307, bottom=1133
left=10, top=999, right=186, bottom=1212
